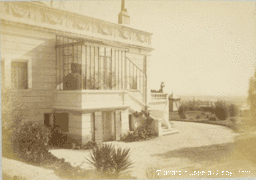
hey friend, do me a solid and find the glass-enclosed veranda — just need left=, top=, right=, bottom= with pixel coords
left=56, top=35, right=146, bottom=97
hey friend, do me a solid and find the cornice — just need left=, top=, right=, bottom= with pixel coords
left=0, top=2, right=153, bottom=51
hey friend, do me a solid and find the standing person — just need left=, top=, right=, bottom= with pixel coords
left=63, top=63, right=82, bottom=90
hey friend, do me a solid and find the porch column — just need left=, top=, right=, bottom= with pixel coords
left=81, top=113, right=93, bottom=144
left=94, top=111, right=103, bottom=143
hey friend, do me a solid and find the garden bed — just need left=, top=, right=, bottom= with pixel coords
left=171, top=117, right=240, bottom=132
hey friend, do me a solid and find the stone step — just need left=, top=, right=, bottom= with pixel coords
left=161, top=128, right=179, bottom=136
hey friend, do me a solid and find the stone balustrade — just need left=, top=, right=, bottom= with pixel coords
left=0, top=2, right=152, bottom=49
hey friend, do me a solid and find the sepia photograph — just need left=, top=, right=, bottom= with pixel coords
left=1, top=0, right=256, bottom=179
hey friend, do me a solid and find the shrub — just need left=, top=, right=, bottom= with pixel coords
left=196, top=114, right=201, bottom=119
left=13, top=121, right=51, bottom=163
left=80, top=141, right=98, bottom=150
left=86, top=143, right=133, bottom=178
left=229, top=104, right=238, bottom=117
left=2, top=173, right=27, bottom=180
left=209, top=116, right=217, bottom=121
left=2, top=89, right=28, bottom=158
left=121, top=128, right=157, bottom=142
left=121, top=110, right=157, bottom=142
left=49, top=125, right=67, bottom=148
left=178, top=106, right=186, bottom=119
left=215, top=101, right=229, bottom=120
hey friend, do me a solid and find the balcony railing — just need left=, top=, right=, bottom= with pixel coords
left=56, top=35, right=147, bottom=103
left=151, top=93, right=168, bottom=101
left=125, top=57, right=146, bottom=96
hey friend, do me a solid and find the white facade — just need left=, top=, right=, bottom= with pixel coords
left=1, top=2, right=172, bottom=143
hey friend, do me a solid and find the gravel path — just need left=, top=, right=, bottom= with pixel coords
left=2, top=158, right=61, bottom=180
left=50, top=121, right=238, bottom=178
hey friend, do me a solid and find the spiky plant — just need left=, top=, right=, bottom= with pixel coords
left=86, top=143, right=114, bottom=173
left=86, top=143, right=133, bottom=178
left=112, top=146, right=133, bottom=177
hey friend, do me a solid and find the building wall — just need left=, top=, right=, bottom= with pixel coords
left=1, top=24, right=56, bottom=123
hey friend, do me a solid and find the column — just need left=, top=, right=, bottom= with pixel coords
left=81, top=113, right=93, bottom=144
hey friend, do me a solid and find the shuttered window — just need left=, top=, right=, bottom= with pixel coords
left=44, top=113, right=52, bottom=128
left=11, top=62, right=28, bottom=89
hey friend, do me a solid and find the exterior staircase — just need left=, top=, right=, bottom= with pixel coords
left=161, top=125, right=178, bottom=136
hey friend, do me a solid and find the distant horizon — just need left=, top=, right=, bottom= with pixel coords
left=171, top=92, right=248, bottom=98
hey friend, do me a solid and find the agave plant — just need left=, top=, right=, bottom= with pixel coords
left=86, top=143, right=133, bottom=178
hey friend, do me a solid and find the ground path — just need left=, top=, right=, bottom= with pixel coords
left=50, top=121, right=239, bottom=178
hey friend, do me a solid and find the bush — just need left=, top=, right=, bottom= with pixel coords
left=80, top=141, right=98, bottom=150
left=229, top=104, right=238, bottom=117
left=86, top=143, right=133, bottom=178
left=209, top=116, right=217, bottom=121
left=2, top=89, right=28, bottom=158
left=2, top=173, right=26, bottom=180
left=121, top=128, right=157, bottom=142
left=178, top=106, right=186, bottom=119
left=121, top=110, right=157, bottom=142
left=13, top=121, right=51, bottom=163
left=196, top=114, right=201, bottom=119
left=49, top=125, right=67, bottom=147
left=215, top=101, right=229, bottom=120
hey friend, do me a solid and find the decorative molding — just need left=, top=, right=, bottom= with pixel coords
left=119, top=29, right=131, bottom=40
left=97, top=25, right=113, bottom=36
left=73, top=19, right=91, bottom=31
left=42, top=11, right=63, bottom=25
left=137, top=33, right=148, bottom=43
left=1, top=2, right=152, bottom=48
left=7, top=3, right=31, bottom=18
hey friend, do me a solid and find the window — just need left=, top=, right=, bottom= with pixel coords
left=11, top=61, right=28, bottom=89
left=44, top=113, right=52, bottom=128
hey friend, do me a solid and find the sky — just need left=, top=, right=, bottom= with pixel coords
left=47, top=0, right=256, bottom=97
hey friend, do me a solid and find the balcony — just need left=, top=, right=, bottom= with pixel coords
left=53, top=89, right=145, bottom=112
left=151, top=93, right=168, bottom=102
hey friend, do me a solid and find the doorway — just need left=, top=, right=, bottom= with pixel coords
left=53, top=113, right=69, bottom=132
left=102, top=111, right=115, bottom=141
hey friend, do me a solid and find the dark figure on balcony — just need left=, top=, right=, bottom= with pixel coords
left=63, top=63, right=82, bottom=90
left=151, top=82, right=165, bottom=93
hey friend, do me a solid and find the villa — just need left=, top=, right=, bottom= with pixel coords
left=0, top=1, right=173, bottom=144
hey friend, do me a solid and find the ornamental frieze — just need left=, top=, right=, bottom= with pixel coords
left=73, top=19, right=91, bottom=31
left=1, top=2, right=151, bottom=47
left=6, top=3, right=31, bottom=18
left=97, top=25, right=113, bottom=36
left=119, top=29, right=131, bottom=40
left=42, top=11, right=63, bottom=25
left=137, top=33, right=148, bottom=43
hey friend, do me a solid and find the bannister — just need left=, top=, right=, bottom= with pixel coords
left=151, top=93, right=168, bottom=101
left=125, top=57, right=146, bottom=103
